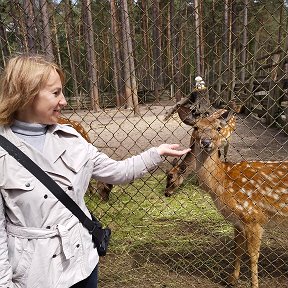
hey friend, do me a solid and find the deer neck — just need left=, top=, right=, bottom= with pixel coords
left=195, top=146, right=224, bottom=194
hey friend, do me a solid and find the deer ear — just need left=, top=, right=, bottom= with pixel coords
left=178, top=106, right=197, bottom=126
left=220, top=110, right=234, bottom=127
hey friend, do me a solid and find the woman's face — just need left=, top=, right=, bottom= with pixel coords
left=15, top=69, right=67, bottom=124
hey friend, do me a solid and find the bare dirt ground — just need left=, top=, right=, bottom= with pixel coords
left=63, top=102, right=288, bottom=164
left=63, top=103, right=288, bottom=288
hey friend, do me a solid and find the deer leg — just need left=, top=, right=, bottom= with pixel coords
left=228, top=227, right=246, bottom=286
left=245, top=223, right=264, bottom=288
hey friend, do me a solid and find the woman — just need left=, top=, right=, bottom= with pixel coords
left=0, top=54, right=190, bottom=288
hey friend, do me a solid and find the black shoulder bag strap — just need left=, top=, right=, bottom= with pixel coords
left=0, top=134, right=98, bottom=235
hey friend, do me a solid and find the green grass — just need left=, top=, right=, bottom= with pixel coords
left=84, top=173, right=263, bottom=288
left=86, top=172, right=233, bottom=253
left=84, top=173, right=288, bottom=288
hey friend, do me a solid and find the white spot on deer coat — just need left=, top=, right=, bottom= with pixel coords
left=243, top=201, right=250, bottom=209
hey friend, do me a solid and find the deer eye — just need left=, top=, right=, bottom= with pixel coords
left=216, top=126, right=221, bottom=132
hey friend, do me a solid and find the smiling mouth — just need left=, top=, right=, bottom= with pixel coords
left=53, top=110, right=61, bottom=116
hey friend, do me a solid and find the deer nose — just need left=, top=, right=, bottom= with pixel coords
left=201, top=139, right=212, bottom=148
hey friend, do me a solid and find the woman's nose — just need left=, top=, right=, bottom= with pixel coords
left=59, top=94, right=67, bottom=107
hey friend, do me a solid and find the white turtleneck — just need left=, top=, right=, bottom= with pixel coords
left=11, top=120, right=48, bottom=152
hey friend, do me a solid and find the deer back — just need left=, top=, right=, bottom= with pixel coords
left=58, top=117, right=91, bottom=143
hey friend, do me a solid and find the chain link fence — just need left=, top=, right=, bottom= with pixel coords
left=1, top=0, right=288, bottom=287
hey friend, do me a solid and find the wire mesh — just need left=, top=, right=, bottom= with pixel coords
left=1, top=0, right=288, bottom=287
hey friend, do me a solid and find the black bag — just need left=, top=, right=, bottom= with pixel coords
left=0, top=134, right=112, bottom=257
left=90, top=213, right=111, bottom=256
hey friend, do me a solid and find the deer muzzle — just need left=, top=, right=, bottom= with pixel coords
left=200, top=138, right=213, bottom=151
left=164, top=174, right=184, bottom=197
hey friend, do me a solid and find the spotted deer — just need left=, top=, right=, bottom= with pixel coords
left=189, top=110, right=288, bottom=288
left=164, top=77, right=241, bottom=197
left=58, top=117, right=91, bottom=142
left=164, top=111, right=237, bottom=197
left=58, top=117, right=113, bottom=201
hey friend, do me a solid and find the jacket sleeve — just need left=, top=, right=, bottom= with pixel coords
left=89, top=145, right=163, bottom=185
left=0, top=193, right=14, bottom=287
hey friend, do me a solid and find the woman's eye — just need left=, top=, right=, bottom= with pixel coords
left=216, top=127, right=221, bottom=132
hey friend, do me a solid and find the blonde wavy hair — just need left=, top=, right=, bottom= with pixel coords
left=0, top=54, right=65, bottom=125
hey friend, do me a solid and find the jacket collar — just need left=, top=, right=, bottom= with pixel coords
left=0, top=124, right=82, bottom=172
left=45, top=124, right=83, bottom=163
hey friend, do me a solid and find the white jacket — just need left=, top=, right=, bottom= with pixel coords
left=0, top=124, right=162, bottom=288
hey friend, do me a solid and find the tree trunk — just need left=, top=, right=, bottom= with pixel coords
left=152, top=0, right=163, bottom=101
left=125, top=0, right=139, bottom=114
left=64, top=0, right=79, bottom=101
left=82, top=0, right=100, bottom=111
left=9, top=1, right=22, bottom=49
left=171, top=0, right=181, bottom=102
left=194, top=0, right=204, bottom=77
left=51, top=8, right=62, bottom=66
left=0, top=3, right=10, bottom=64
left=23, top=0, right=36, bottom=52
left=240, top=0, right=248, bottom=84
left=222, top=0, right=233, bottom=103
left=39, top=0, right=54, bottom=59
left=140, top=0, right=152, bottom=91
left=166, top=2, right=172, bottom=90
left=110, top=0, right=124, bottom=107
left=120, top=0, right=134, bottom=110
left=267, top=1, right=286, bottom=125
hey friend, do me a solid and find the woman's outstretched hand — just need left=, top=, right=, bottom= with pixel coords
left=156, top=144, right=191, bottom=157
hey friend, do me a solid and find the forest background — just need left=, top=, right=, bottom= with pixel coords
left=1, top=1, right=288, bottom=287
left=1, top=0, right=288, bottom=121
